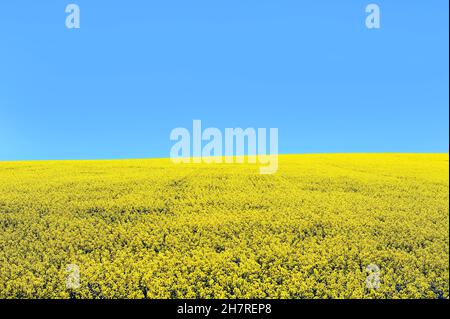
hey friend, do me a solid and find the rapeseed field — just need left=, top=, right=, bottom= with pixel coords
left=0, top=154, right=448, bottom=299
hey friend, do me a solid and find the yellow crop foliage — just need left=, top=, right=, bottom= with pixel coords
left=0, top=154, right=448, bottom=299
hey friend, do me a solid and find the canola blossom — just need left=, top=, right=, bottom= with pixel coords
left=0, top=154, right=448, bottom=299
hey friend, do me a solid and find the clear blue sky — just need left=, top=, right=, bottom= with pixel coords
left=0, top=0, right=448, bottom=160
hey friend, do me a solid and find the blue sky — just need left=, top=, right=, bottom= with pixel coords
left=0, top=0, right=448, bottom=160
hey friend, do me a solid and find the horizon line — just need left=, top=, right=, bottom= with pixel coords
left=0, top=152, right=449, bottom=164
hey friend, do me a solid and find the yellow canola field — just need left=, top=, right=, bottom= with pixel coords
left=0, top=154, right=448, bottom=299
